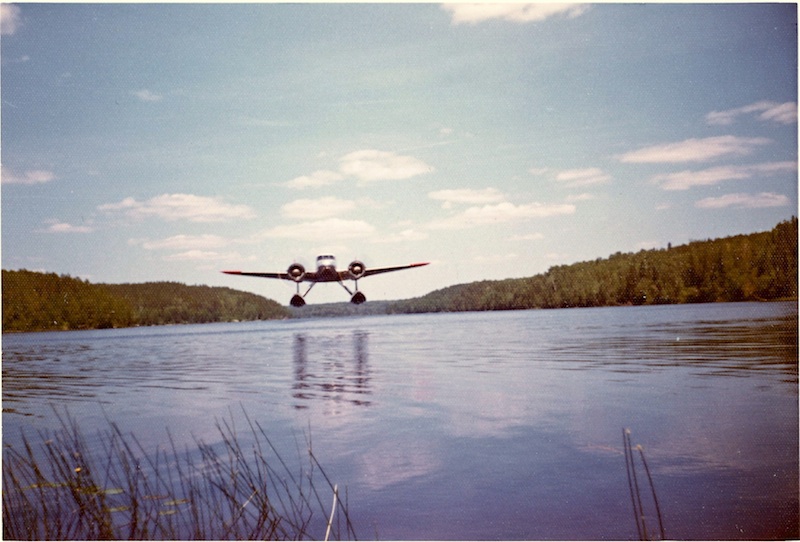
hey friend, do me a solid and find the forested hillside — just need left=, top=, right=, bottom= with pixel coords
left=2, top=271, right=290, bottom=332
left=389, top=218, right=797, bottom=314
left=2, top=270, right=135, bottom=332
left=104, top=283, right=290, bottom=326
left=3, top=219, right=796, bottom=329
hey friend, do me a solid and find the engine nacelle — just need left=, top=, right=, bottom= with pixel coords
left=348, top=260, right=366, bottom=280
left=287, top=263, right=305, bottom=282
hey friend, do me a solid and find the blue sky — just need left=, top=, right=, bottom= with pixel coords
left=2, top=3, right=797, bottom=304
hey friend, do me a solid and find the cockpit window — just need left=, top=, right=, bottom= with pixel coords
left=317, top=255, right=336, bottom=267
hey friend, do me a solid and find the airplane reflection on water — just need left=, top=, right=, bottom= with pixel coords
left=292, top=330, right=371, bottom=409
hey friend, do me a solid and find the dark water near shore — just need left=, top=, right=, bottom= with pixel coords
left=3, top=302, right=798, bottom=539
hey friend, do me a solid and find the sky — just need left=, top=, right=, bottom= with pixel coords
left=1, top=3, right=797, bottom=305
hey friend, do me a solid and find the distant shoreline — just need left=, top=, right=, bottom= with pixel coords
left=3, top=298, right=796, bottom=335
left=3, top=218, right=796, bottom=333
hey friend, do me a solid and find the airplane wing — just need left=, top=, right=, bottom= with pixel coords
left=221, top=270, right=289, bottom=279
left=222, top=270, right=322, bottom=280
left=361, top=262, right=430, bottom=278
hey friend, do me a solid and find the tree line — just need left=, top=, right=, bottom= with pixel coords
left=2, top=271, right=290, bottom=332
left=3, top=218, right=796, bottom=330
left=388, top=217, right=798, bottom=314
left=104, top=283, right=290, bottom=326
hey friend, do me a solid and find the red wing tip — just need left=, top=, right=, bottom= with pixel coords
left=411, top=262, right=430, bottom=267
left=222, top=270, right=242, bottom=274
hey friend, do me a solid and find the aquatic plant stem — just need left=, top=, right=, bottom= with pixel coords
left=325, top=484, right=338, bottom=542
left=623, top=428, right=643, bottom=540
left=637, top=445, right=665, bottom=540
left=3, top=407, right=357, bottom=540
left=624, top=428, right=649, bottom=540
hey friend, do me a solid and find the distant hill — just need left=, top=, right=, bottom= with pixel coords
left=3, top=218, right=796, bottom=329
left=3, top=270, right=136, bottom=332
left=387, top=217, right=797, bottom=314
left=2, top=271, right=290, bottom=332
left=103, top=282, right=290, bottom=326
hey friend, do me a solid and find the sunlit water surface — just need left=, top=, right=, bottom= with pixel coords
left=3, top=302, right=798, bottom=539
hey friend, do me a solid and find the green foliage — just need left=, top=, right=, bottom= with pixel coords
left=2, top=271, right=290, bottom=333
left=2, top=270, right=135, bottom=332
left=4, top=219, right=796, bottom=328
left=389, top=218, right=798, bottom=314
left=104, top=282, right=289, bottom=326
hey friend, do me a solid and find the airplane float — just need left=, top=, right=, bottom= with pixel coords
left=223, top=255, right=429, bottom=307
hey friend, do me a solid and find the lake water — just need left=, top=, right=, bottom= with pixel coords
left=3, top=302, right=798, bottom=540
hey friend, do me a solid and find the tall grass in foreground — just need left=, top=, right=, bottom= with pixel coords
left=623, top=428, right=665, bottom=541
left=3, top=409, right=356, bottom=540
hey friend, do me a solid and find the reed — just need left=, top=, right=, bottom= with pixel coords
left=623, top=428, right=665, bottom=541
left=3, top=408, right=356, bottom=540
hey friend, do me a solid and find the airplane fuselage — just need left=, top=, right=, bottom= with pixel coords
left=313, top=254, right=340, bottom=282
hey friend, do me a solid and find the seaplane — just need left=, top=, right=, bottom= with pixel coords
left=223, top=255, right=429, bottom=307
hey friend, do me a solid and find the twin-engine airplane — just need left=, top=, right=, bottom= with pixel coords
left=223, top=255, right=429, bottom=307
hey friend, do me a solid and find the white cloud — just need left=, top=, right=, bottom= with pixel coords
left=285, top=169, right=344, bottom=189
left=163, top=250, right=241, bottom=262
left=555, top=167, right=611, bottom=187
left=654, top=166, right=749, bottom=190
left=2, top=167, right=56, bottom=185
left=262, top=218, right=375, bottom=240
left=281, top=197, right=356, bottom=220
left=40, top=220, right=93, bottom=234
left=1, top=4, right=21, bottom=36
left=98, top=197, right=138, bottom=211
left=758, top=102, right=798, bottom=124
left=138, top=234, right=228, bottom=251
left=428, top=201, right=575, bottom=230
left=338, top=150, right=433, bottom=182
left=566, top=193, right=595, bottom=202
left=285, top=150, right=432, bottom=190
left=706, top=101, right=798, bottom=126
left=373, top=228, right=430, bottom=243
left=442, top=3, right=589, bottom=25
left=98, top=194, right=256, bottom=222
left=428, top=188, right=505, bottom=207
left=131, top=236, right=252, bottom=264
left=652, top=161, right=797, bottom=191
left=353, top=196, right=386, bottom=210
left=132, top=89, right=163, bottom=102
left=618, top=136, right=770, bottom=163
left=695, top=192, right=790, bottom=209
